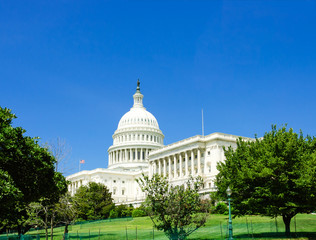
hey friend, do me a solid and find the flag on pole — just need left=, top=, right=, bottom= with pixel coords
left=79, top=159, right=85, bottom=171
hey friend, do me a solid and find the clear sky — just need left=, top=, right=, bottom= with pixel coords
left=1, top=0, right=315, bottom=175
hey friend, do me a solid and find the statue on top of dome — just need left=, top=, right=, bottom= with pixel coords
left=136, top=79, right=140, bottom=92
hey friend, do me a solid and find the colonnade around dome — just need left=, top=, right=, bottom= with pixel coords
left=113, top=132, right=163, bottom=145
left=108, top=147, right=152, bottom=166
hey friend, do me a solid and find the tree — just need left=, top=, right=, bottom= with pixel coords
left=55, top=193, right=77, bottom=240
left=0, top=107, right=68, bottom=235
left=215, top=125, right=316, bottom=236
left=45, top=137, right=73, bottom=175
left=26, top=201, right=54, bottom=240
left=73, top=182, right=114, bottom=220
left=137, top=174, right=208, bottom=240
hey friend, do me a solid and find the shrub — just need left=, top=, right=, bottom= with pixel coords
left=132, top=209, right=146, bottom=218
left=213, top=202, right=228, bottom=215
left=109, top=209, right=118, bottom=219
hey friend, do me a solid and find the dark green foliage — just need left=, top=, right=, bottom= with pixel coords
left=109, top=209, right=118, bottom=219
left=132, top=208, right=147, bottom=218
left=115, top=204, right=131, bottom=218
left=212, top=202, right=228, bottom=215
left=216, top=125, right=316, bottom=235
left=137, top=174, right=208, bottom=240
left=0, top=107, right=68, bottom=233
left=73, top=182, right=114, bottom=220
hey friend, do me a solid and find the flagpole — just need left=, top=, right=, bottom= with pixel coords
left=202, top=109, right=204, bottom=136
left=79, top=160, right=80, bottom=172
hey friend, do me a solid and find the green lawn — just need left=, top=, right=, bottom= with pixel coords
left=9, top=214, right=316, bottom=240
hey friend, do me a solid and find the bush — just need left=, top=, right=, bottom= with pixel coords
left=212, top=202, right=228, bottom=215
left=116, top=204, right=129, bottom=218
left=132, top=209, right=147, bottom=218
left=109, top=209, right=118, bottom=219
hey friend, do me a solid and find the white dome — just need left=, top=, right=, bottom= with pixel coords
left=107, top=81, right=164, bottom=171
left=117, top=107, right=160, bottom=130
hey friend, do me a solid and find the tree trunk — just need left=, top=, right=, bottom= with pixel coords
left=63, top=224, right=69, bottom=240
left=45, top=212, right=48, bottom=240
left=17, top=225, right=22, bottom=239
left=282, top=214, right=292, bottom=237
left=50, top=215, right=54, bottom=240
left=45, top=227, right=48, bottom=240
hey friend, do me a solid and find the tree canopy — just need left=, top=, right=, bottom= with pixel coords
left=137, top=174, right=208, bottom=240
left=73, top=182, right=114, bottom=220
left=215, top=125, right=316, bottom=235
left=0, top=107, right=67, bottom=232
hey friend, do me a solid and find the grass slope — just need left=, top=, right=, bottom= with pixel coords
left=19, top=214, right=316, bottom=240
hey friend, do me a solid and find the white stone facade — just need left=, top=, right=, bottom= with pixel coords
left=66, top=82, right=252, bottom=205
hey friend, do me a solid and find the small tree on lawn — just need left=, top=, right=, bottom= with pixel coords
left=55, top=193, right=77, bottom=240
left=137, top=174, right=208, bottom=240
left=73, top=182, right=114, bottom=220
left=27, top=200, right=55, bottom=240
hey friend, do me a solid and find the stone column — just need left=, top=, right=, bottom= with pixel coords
left=158, top=159, right=161, bottom=175
left=149, top=162, right=153, bottom=178
left=163, top=158, right=167, bottom=177
left=168, top=156, right=172, bottom=179
left=116, top=150, right=118, bottom=163
left=140, top=148, right=143, bottom=161
left=125, top=149, right=127, bottom=162
left=191, top=150, right=194, bottom=176
left=197, top=148, right=201, bottom=175
left=179, top=154, right=183, bottom=177
left=174, top=155, right=177, bottom=178
left=185, top=151, right=188, bottom=176
left=155, top=160, right=158, bottom=174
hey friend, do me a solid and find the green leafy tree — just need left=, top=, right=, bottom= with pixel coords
left=216, top=125, right=316, bottom=236
left=26, top=201, right=55, bottom=240
left=73, top=182, right=114, bottom=220
left=0, top=107, right=68, bottom=235
left=137, top=174, right=208, bottom=240
left=55, top=193, right=77, bottom=240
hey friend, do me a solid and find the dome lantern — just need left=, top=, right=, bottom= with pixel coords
left=133, top=79, right=144, bottom=108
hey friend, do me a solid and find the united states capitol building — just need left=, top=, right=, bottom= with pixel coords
left=67, top=82, right=251, bottom=205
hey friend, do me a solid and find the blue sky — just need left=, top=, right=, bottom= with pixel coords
left=1, top=0, right=315, bottom=175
